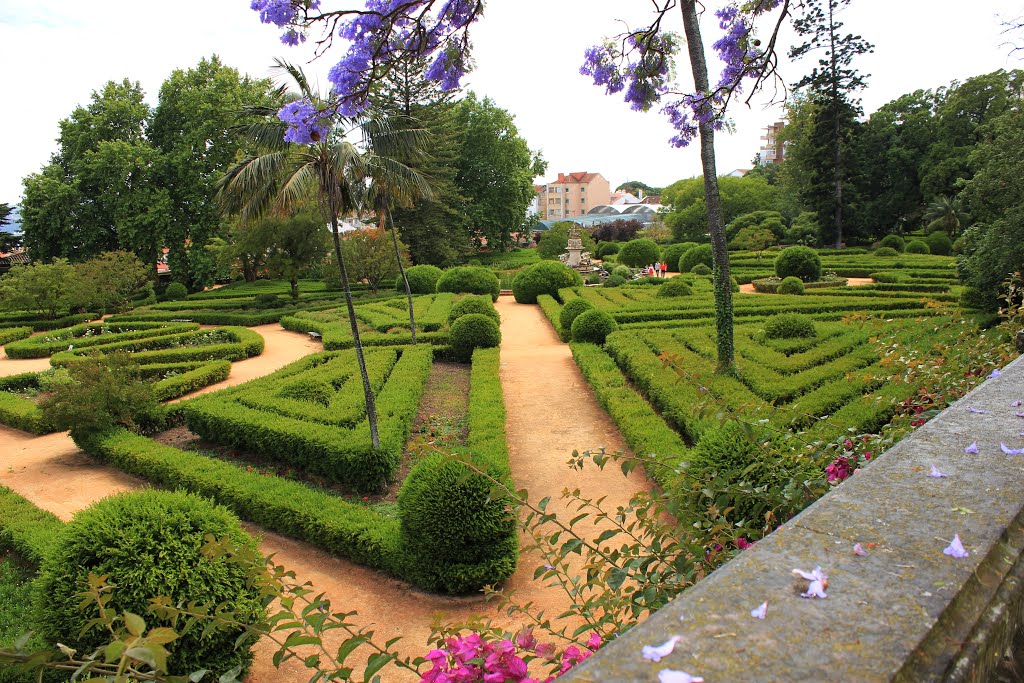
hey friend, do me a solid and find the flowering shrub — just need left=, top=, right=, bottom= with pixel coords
left=420, top=630, right=601, bottom=682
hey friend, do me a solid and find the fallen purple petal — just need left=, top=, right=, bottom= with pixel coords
left=968, top=407, right=988, bottom=414
left=1000, top=443, right=1024, bottom=455
left=1015, top=412, right=1024, bottom=418
left=927, top=464, right=948, bottom=478
left=988, top=368, right=1002, bottom=379
left=642, top=635, right=682, bottom=662
left=853, top=543, right=868, bottom=556
left=1012, top=400, right=1022, bottom=407
left=964, top=441, right=980, bottom=454
left=793, top=567, right=828, bottom=598
left=943, top=534, right=968, bottom=558
left=750, top=601, right=768, bottom=619
left=658, top=670, right=705, bottom=683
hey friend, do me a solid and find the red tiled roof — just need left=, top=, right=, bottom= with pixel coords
left=555, top=172, right=602, bottom=184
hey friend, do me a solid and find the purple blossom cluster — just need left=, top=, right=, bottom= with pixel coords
left=251, top=0, right=321, bottom=43
left=277, top=99, right=332, bottom=144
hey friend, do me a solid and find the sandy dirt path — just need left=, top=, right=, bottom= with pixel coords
left=0, top=308, right=653, bottom=682
left=738, top=276, right=874, bottom=294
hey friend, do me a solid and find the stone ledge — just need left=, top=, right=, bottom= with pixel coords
left=563, top=355, right=1024, bottom=682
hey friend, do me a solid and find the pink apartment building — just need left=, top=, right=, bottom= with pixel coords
left=537, top=172, right=611, bottom=220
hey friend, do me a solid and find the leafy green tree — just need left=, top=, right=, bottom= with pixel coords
left=244, top=211, right=331, bottom=298
left=662, top=175, right=782, bottom=242
left=0, top=259, right=82, bottom=318
left=331, top=228, right=411, bottom=293
left=0, top=203, right=12, bottom=230
left=20, top=164, right=82, bottom=259
left=75, top=251, right=151, bottom=312
left=615, top=180, right=661, bottom=197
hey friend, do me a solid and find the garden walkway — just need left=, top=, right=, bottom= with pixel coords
left=0, top=308, right=652, bottom=682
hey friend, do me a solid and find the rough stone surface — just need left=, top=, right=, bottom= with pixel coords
left=564, top=354, right=1024, bottom=682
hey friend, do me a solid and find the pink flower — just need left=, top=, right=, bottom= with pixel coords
left=943, top=534, right=968, bottom=558
left=736, top=537, right=752, bottom=550
left=825, top=455, right=853, bottom=482
left=515, top=627, right=537, bottom=651
left=586, top=632, right=602, bottom=650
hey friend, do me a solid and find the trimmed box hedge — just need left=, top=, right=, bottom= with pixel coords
left=0, top=485, right=65, bottom=565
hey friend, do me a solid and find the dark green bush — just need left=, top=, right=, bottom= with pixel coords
left=874, top=246, right=899, bottom=257
left=597, top=242, right=620, bottom=258
left=959, top=285, right=996, bottom=310
left=33, top=490, right=264, bottom=678
left=571, top=309, right=618, bottom=344
left=952, top=236, right=967, bottom=255
left=612, top=265, right=632, bottom=279
left=254, top=293, right=283, bottom=309
left=511, top=261, right=583, bottom=304
left=763, top=313, right=816, bottom=339
left=399, top=264, right=444, bottom=294
left=450, top=314, right=501, bottom=362
left=164, top=282, right=188, bottom=300
left=905, top=239, right=930, bottom=254
left=656, top=279, right=693, bottom=298
left=691, top=263, right=712, bottom=275
left=774, top=245, right=822, bottom=282
left=731, top=276, right=740, bottom=293
left=679, top=244, right=713, bottom=273
left=879, top=234, right=905, bottom=252
left=617, top=238, right=661, bottom=267
left=603, top=274, right=626, bottom=288
left=925, top=231, right=953, bottom=256
left=778, top=276, right=805, bottom=295
left=661, top=242, right=697, bottom=272
left=448, top=295, right=500, bottom=326
left=559, top=298, right=595, bottom=339
left=436, top=266, right=501, bottom=301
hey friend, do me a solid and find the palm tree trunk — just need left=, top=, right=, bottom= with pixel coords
left=680, top=0, right=735, bottom=373
left=383, top=208, right=417, bottom=344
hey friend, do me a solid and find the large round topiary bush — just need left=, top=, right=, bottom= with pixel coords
left=559, top=298, right=595, bottom=338
left=597, top=242, right=620, bottom=258
left=926, top=231, right=953, bottom=256
left=570, top=309, right=618, bottom=344
left=679, top=243, right=713, bottom=273
left=511, top=261, right=583, bottom=304
left=33, top=490, right=264, bottom=678
left=879, top=234, right=905, bottom=252
left=448, top=295, right=500, bottom=326
left=449, top=313, right=501, bottom=361
left=763, top=313, right=816, bottom=339
left=164, top=282, right=188, bottom=300
left=398, top=454, right=517, bottom=594
left=436, top=266, right=501, bottom=301
left=661, top=242, right=698, bottom=272
left=656, top=279, right=693, bottom=298
left=617, top=238, right=661, bottom=267
left=905, top=239, right=930, bottom=254
left=774, top=246, right=822, bottom=282
left=691, top=263, right=712, bottom=275
left=399, top=264, right=444, bottom=294
left=778, top=276, right=805, bottom=295
left=612, top=265, right=632, bottom=279
left=603, top=274, right=626, bottom=288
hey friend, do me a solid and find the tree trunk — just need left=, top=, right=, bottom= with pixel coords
left=828, top=0, right=844, bottom=250
left=680, top=0, right=735, bottom=373
left=383, top=208, right=417, bottom=344
left=290, top=276, right=299, bottom=300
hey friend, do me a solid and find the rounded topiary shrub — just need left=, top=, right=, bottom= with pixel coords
left=33, top=490, right=264, bottom=678
left=449, top=313, right=501, bottom=361
left=436, top=266, right=501, bottom=301
left=164, top=282, right=188, bottom=300
left=559, top=298, right=595, bottom=338
left=617, top=238, right=661, bottom=267
left=879, top=234, right=905, bottom=252
left=778, top=276, right=805, bottom=295
left=597, top=242, right=620, bottom=258
left=399, top=264, right=444, bottom=294
left=691, top=263, right=712, bottom=275
left=398, top=453, right=517, bottom=594
left=656, top=279, right=693, bottom=298
left=925, top=232, right=953, bottom=256
left=905, top=239, right=930, bottom=254
left=603, top=274, right=626, bottom=288
left=763, top=313, right=816, bottom=339
left=774, top=245, right=822, bottom=282
left=952, top=236, right=967, bottom=256
left=612, top=265, right=632, bottom=279
left=571, top=309, right=618, bottom=344
left=511, top=261, right=583, bottom=304
left=874, top=246, right=899, bottom=257
left=448, top=295, right=500, bottom=326
left=679, top=244, right=713, bottom=273
left=661, top=242, right=698, bottom=272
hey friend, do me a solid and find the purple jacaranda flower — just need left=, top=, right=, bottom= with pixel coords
left=964, top=441, right=980, bottom=454
left=659, top=670, right=705, bottom=683
left=968, top=407, right=988, bottom=414
left=792, top=567, right=828, bottom=598
left=642, top=635, right=681, bottom=662
left=988, top=368, right=1002, bottom=379
left=853, top=543, right=868, bottom=556
left=943, top=534, right=968, bottom=558
left=927, top=464, right=948, bottom=478
left=1000, top=443, right=1024, bottom=455
left=277, top=99, right=331, bottom=145
left=750, top=601, right=768, bottom=619
left=1012, top=400, right=1022, bottom=407
left=1015, top=412, right=1024, bottom=418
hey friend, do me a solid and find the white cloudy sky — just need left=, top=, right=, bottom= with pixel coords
left=0, top=0, right=1019, bottom=205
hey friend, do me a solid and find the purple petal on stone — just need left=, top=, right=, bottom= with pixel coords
left=1001, top=443, right=1024, bottom=455
left=988, top=368, right=1002, bottom=379
left=943, top=534, right=969, bottom=558
left=964, top=441, right=980, bottom=454
left=642, top=635, right=682, bottom=662
left=1015, top=412, right=1024, bottom=418
left=658, top=671, right=705, bottom=683
left=853, top=543, right=868, bottom=556
left=1012, top=400, right=1022, bottom=407
left=927, top=465, right=948, bottom=478
left=750, top=601, right=768, bottom=619
left=968, top=407, right=988, bottom=414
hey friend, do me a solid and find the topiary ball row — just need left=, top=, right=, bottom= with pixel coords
left=449, top=313, right=501, bottom=362
left=398, top=264, right=444, bottom=294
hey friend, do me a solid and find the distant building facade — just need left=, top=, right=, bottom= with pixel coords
left=538, top=172, right=611, bottom=220
left=758, top=120, right=786, bottom=165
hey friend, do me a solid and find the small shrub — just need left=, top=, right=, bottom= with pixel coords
left=511, top=261, right=583, bottom=304
left=586, top=272, right=602, bottom=285
left=778, top=276, right=805, bottom=295
left=612, top=265, right=632, bottom=279
left=656, top=279, right=693, bottom=298
left=952, top=236, right=967, bottom=255
left=926, top=231, right=953, bottom=256
left=571, top=309, right=618, bottom=344
left=905, top=239, right=930, bottom=254
left=450, top=314, right=501, bottom=362
left=436, top=266, right=501, bottom=301
left=399, top=264, right=444, bottom=294
left=448, top=295, right=500, bottom=326
left=254, top=293, right=283, bottom=309
left=763, top=313, right=816, bottom=339
left=679, top=244, right=713, bottom=273
left=33, top=490, right=264, bottom=678
left=560, top=298, right=595, bottom=335
left=661, top=242, right=697, bottom=271
left=879, top=234, right=905, bottom=252
left=960, top=286, right=996, bottom=310
left=603, top=274, right=626, bottom=288
left=774, top=246, right=822, bottom=282
left=690, top=263, right=712, bottom=275
left=164, top=282, right=188, bottom=300
left=617, top=238, right=661, bottom=267
left=597, top=242, right=620, bottom=258
left=874, top=246, right=899, bottom=257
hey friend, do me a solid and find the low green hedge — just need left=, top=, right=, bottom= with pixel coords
left=0, top=327, right=32, bottom=347
left=0, top=312, right=102, bottom=331
left=0, top=485, right=65, bottom=565
left=0, top=374, right=52, bottom=434
left=5, top=322, right=198, bottom=359
left=151, top=360, right=231, bottom=401
left=750, top=276, right=847, bottom=293
left=536, top=294, right=564, bottom=339
left=50, top=327, right=264, bottom=366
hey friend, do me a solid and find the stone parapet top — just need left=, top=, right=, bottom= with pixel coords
left=564, top=354, right=1024, bottom=682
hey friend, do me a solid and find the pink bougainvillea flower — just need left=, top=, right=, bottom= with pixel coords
left=750, top=601, right=768, bottom=619
left=943, top=534, right=968, bottom=558
left=535, top=642, right=556, bottom=660
left=642, top=635, right=682, bottom=662
left=964, top=441, right=980, bottom=454
left=586, top=632, right=603, bottom=650
left=515, top=626, right=537, bottom=651
left=968, top=407, right=988, bottom=414
left=853, top=543, right=868, bottom=556
left=658, top=670, right=705, bottom=683
left=927, top=464, right=948, bottom=478
left=792, top=567, right=828, bottom=598
left=736, top=537, right=752, bottom=550
left=988, top=368, right=1002, bottom=379
left=1001, top=443, right=1024, bottom=455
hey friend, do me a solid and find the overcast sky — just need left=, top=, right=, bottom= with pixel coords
left=0, top=0, right=1018, bottom=206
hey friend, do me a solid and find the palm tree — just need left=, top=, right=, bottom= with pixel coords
left=923, top=195, right=969, bottom=238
